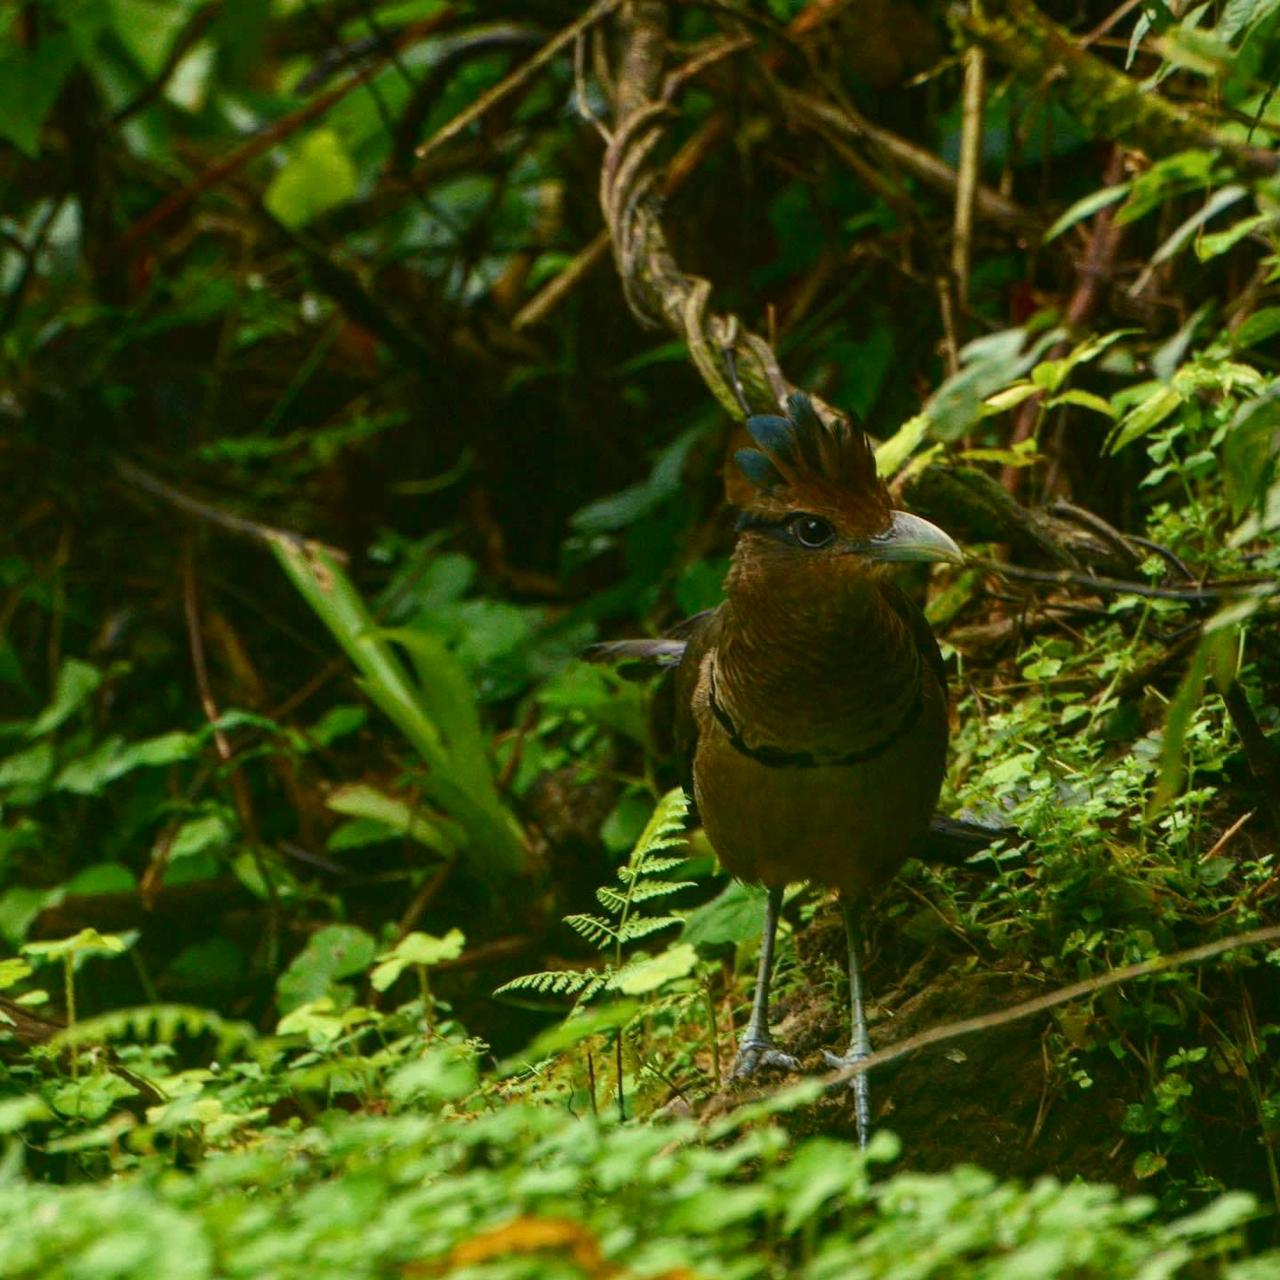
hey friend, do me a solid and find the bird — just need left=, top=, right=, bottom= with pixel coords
left=591, top=390, right=963, bottom=1147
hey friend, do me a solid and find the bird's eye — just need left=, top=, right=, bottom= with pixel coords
left=791, top=515, right=835, bottom=549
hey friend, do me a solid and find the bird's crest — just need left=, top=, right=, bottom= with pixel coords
left=734, top=392, right=890, bottom=531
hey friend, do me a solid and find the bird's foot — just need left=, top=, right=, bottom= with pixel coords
left=731, top=1036, right=799, bottom=1081
left=822, top=1045, right=872, bottom=1149
left=821, top=1045, right=869, bottom=1073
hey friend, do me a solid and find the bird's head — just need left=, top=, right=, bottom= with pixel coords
left=730, top=392, right=963, bottom=576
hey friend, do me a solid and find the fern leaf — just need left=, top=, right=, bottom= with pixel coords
left=564, top=914, right=617, bottom=947
left=494, top=970, right=600, bottom=998
left=625, top=789, right=688, bottom=877
left=595, top=886, right=628, bottom=912
left=617, top=915, right=682, bottom=943
left=631, top=855, right=689, bottom=878
left=48, top=1004, right=257, bottom=1056
left=624, top=881, right=695, bottom=904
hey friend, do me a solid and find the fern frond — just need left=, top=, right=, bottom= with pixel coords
left=625, top=789, right=688, bottom=878
left=564, top=914, right=617, bottom=947
left=630, top=855, right=689, bottom=878
left=612, top=881, right=694, bottom=906
left=595, top=886, right=628, bottom=912
left=494, top=970, right=602, bottom=998
left=617, top=915, right=682, bottom=943
left=48, top=1005, right=257, bottom=1056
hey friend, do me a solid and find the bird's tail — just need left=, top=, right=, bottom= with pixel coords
left=583, top=638, right=688, bottom=673
left=911, top=814, right=1019, bottom=868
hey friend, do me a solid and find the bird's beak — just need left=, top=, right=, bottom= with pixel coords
left=860, top=510, right=964, bottom=565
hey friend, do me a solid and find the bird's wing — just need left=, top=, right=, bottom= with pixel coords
left=581, top=609, right=719, bottom=677
left=582, top=608, right=723, bottom=802
left=878, top=579, right=947, bottom=693
left=643, top=607, right=722, bottom=814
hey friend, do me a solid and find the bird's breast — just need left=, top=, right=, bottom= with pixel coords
left=691, top=651, right=948, bottom=897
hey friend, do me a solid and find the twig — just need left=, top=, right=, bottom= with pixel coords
left=974, top=556, right=1279, bottom=604
left=952, top=35, right=986, bottom=311
left=415, top=0, right=621, bottom=160
left=0, top=194, right=68, bottom=339
left=1222, top=684, right=1280, bottom=828
left=513, top=231, right=611, bottom=330
left=514, top=109, right=727, bottom=330
left=118, top=54, right=396, bottom=254
left=115, top=458, right=348, bottom=563
left=780, top=90, right=1034, bottom=232
left=181, top=541, right=281, bottom=970
left=825, top=923, right=1280, bottom=1090
left=108, top=5, right=219, bottom=127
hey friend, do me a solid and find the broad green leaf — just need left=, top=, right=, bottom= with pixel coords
left=1148, top=184, right=1248, bottom=268
left=1196, top=211, right=1272, bottom=261
left=265, top=129, right=358, bottom=229
left=1044, top=183, right=1130, bottom=243
left=387, top=1047, right=477, bottom=1103
left=22, top=928, right=133, bottom=963
left=0, top=740, right=55, bottom=792
left=325, top=782, right=461, bottom=855
left=28, top=658, right=102, bottom=738
left=276, top=925, right=377, bottom=1013
left=612, top=942, right=697, bottom=994
left=0, top=35, right=77, bottom=157
left=1149, top=643, right=1208, bottom=815
left=1046, top=389, right=1117, bottom=417
left=109, top=0, right=201, bottom=75
left=370, top=927, right=465, bottom=991
left=378, top=628, right=493, bottom=797
left=874, top=413, right=930, bottom=477
left=499, top=999, right=641, bottom=1072
left=169, top=812, right=234, bottom=862
left=1230, top=307, right=1280, bottom=350
left=1108, top=386, right=1183, bottom=453
left=0, top=957, right=32, bottom=990
left=270, top=535, right=526, bottom=883
left=682, top=881, right=765, bottom=949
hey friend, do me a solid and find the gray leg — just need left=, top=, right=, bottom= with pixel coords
left=822, top=902, right=872, bottom=1148
left=731, top=886, right=799, bottom=1079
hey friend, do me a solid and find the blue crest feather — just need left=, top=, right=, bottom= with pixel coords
left=734, top=448, right=784, bottom=491
left=744, top=414, right=795, bottom=461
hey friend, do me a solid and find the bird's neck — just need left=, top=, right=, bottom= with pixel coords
left=714, top=558, right=922, bottom=756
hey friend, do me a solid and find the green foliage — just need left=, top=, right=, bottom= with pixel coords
left=2, top=937, right=1276, bottom=1279
left=2, top=0, right=1280, bottom=1268
left=497, top=789, right=694, bottom=1002
left=270, top=536, right=526, bottom=885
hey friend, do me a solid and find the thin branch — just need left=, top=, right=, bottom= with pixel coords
left=181, top=543, right=281, bottom=970
left=952, top=37, right=986, bottom=310
left=0, top=194, right=68, bottom=339
left=108, top=4, right=219, bottom=128
left=415, top=0, right=620, bottom=161
left=974, top=556, right=1279, bottom=604
left=825, top=923, right=1280, bottom=1090
left=780, top=90, right=1034, bottom=233
left=115, top=458, right=348, bottom=563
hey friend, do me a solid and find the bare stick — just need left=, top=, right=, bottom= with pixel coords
left=953, top=38, right=986, bottom=310
left=825, top=923, right=1280, bottom=1090
left=415, top=0, right=620, bottom=160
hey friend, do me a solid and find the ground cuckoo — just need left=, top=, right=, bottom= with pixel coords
left=596, top=392, right=962, bottom=1146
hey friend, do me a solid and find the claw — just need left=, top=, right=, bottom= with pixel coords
left=731, top=1037, right=799, bottom=1081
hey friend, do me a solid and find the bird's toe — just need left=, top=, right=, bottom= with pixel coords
left=822, top=1047, right=869, bottom=1076
left=731, top=1038, right=799, bottom=1080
